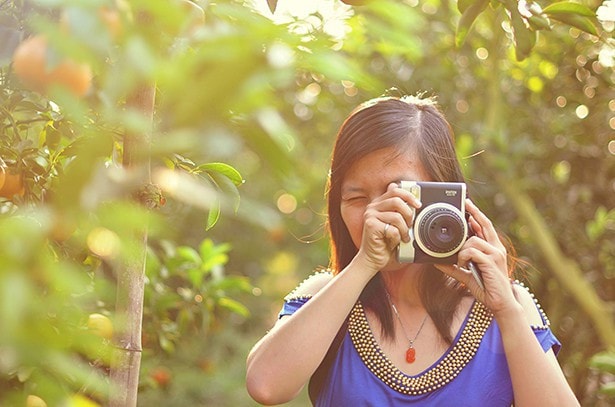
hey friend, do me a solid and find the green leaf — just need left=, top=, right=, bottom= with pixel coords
left=199, top=238, right=230, bottom=258
left=217, top=297, right=250, bottom=318
left=199, top=239, right=231, bottom=269
left=299, top=50, right=377, bottom=90
left=527, top=15, right=552, bottom=31
left=197, top=162, right=242, bottom=217
left=456, top=0, right=490, bottom=47
left=546, top=13, right=598, bottom=36
left=590, top=351, right=615, bottom=374
left=193, top=164, right=241, bottom=230
left=159, top=335, right=175, bottom=353
left=585, top=206, right=612, bottom=241
left=187, top=268, right=205, bottom=288
left=145, top=246, right=162, bottom=278
left=542, top=2, right=595, bottom=17
left=211, top=172, right=241, bottom=210
left=599, top=382, right=615, bottom=396
left=197, top=162, right=244, bottom=186
left=176, top=246, right=202, bottom=265
left=205, top=198, right=221, bottom=231
left=457, top=0, right=475, bottom=14
left=41, top=122, right=62, bottom=151
left=212, top=275, right=253, bottom=293
left=509, top=7, right=537, bottom=60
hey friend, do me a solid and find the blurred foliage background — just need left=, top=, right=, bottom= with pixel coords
left=0, top=0, right=614, bottom=405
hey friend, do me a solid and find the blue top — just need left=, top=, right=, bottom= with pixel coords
left=280, top=284, right=561, bottom=407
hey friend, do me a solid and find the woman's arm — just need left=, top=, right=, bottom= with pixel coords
left=245, top=259, right=374, bottom=405
left=495, top=284, right=579, bottom=406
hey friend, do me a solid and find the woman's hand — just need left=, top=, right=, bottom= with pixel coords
left=353, top=183, right=421, bottom=275
left=435, top=199, right=518, bottom=317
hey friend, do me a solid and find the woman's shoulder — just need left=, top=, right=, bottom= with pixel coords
left=512, top=280, right=551, bottom=328
left=284, top=268, right=334, bottom=301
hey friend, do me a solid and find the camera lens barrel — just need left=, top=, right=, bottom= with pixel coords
left=415, top=204, right=466, bottom=255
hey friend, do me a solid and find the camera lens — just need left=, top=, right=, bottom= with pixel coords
left=417, top=206, right=465, bottom=254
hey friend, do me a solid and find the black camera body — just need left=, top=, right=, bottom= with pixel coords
left=397, top=181, right=469, bottom=264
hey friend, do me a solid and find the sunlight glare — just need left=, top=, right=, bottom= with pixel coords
left=248, top=0, right=353, bottom=41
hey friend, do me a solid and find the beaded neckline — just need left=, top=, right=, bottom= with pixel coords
left=348, top=300, right=493, bottom=396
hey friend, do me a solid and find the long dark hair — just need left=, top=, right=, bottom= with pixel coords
left=326, top=95, right=468, bottom=344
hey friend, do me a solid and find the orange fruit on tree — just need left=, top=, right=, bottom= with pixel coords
left=0, top=167, right=25, bottom=198
left=11, top=36, right=47, bottom=92
left=12, top=35, right=92, bottom=97
left=0, top=166, right=6, bottom=192
left=99, top=7, right=123, bottom=39
left=26, top=395, right=48, bottom=407
left=47, top=58, right=92, bottom=97
left=65, top=394, right=100, bottom=407
left=150, top=366, right=172, bottom=387
left=87, top=313, right=114, bottom=340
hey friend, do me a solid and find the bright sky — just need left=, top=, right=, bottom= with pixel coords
left=248, top=0, right=354, bottom=41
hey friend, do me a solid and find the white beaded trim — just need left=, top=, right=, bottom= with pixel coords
left=284, top=268, right=333, bottom=302
left=513, top=280, right=551, bottom=328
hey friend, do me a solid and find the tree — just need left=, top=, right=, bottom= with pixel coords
left=0, top=0, right=250, bottom=405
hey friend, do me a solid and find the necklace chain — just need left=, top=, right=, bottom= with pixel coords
left=385, top=290, right=428, bottom=363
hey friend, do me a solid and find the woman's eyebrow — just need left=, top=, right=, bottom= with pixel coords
left=341, top=185, right=364, bottom=194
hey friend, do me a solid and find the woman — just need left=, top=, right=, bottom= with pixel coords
left=246, top=95, right=579, bottom=406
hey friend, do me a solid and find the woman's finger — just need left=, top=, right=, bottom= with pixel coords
left=387, top=182, right=422, bottom=208
left=466, top=199, right=500, bottom=246
left=434, top=263, right=485, bottom=297
left=369, top=209, right=408, bottom=242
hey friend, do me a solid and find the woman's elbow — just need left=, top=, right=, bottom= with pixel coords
left=246, top=377, right=277, bottom=405
left=245, top=371, right=296, bottom=406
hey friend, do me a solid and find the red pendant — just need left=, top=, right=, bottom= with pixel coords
left=406, top=347, right=416, bottom=363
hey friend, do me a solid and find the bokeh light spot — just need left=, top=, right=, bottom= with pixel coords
left=277, top=193, right=297, bottom=214
left=575, top=104, right=589, bottom=119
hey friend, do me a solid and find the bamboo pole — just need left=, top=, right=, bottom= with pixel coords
left=109, top=84, right=156, bottom=407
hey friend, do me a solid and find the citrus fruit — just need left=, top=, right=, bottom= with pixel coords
left=65, top=394, right=100, bottom=407
left=87, top=313, right=114, bottom=340
left=12, top=35, right=92, bottom=97
left=0, top=167, right=25, bottom=198
left=150, top=366, right=172, bottom=387
left=0, top=166, right=6, bottom=192
left=26, top=395, right=47, bottom=407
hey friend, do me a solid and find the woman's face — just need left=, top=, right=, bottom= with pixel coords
left=340, top=147, right=431, bottom=250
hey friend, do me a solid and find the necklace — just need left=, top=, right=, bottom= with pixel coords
left=385, top=290, right=429, bottom=364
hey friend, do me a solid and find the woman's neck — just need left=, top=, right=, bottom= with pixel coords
left=381, top=264, right=425, bottom=309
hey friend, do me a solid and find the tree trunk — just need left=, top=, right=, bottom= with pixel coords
left=109, top=84, right=156, bottom=407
